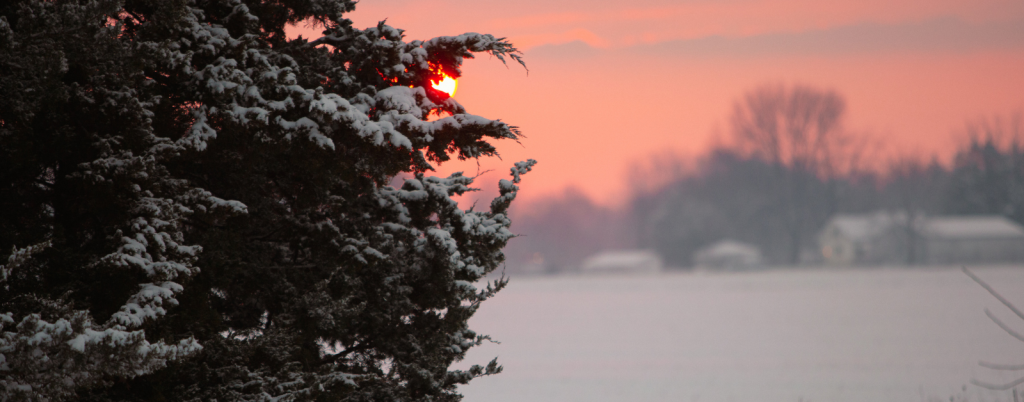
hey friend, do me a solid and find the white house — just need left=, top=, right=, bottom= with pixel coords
left=919, top=216, right=1024, bottom=264
left=580, top=250, right=663, bottom=274
left=818, top=212, right=909, bottom=265
left=818, top=212, right=1024, bottom=266
left=692, top=239, right=763, bottom=270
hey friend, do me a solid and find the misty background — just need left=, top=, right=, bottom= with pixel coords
left=453, top=85, right=1024, bottom=402
left=500, top=84, right=1024, bottom=272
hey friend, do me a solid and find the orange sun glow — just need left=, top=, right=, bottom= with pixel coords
left=431, top=73, right=458, bottom=97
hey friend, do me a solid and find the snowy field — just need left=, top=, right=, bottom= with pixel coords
left=457, top=266, right=1024, bottom=402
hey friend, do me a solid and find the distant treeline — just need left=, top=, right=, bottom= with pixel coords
left=506, top=84, right=1024, bottom=271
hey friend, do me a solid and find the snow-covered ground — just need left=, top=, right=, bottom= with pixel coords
left=458, top=266, right=1024, bottom=402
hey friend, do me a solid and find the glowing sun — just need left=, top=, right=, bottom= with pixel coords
left=431, top=73, right=458, bottom=97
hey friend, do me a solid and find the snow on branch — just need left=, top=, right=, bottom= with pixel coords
left=1, top=310, right=201, bottom=401
left=490, top=159, right=537, bottom=214
left=1, top=241, right=51, bottom=290
left=422, top=33, right=527, bottom=74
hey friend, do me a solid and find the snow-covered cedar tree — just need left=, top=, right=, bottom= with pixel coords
left=0, top=0, right=534, bottom=400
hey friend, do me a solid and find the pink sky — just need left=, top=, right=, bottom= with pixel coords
left=290, top=0, right=1024, bottom=206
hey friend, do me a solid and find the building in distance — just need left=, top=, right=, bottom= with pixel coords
left=818, top=212, right=1024, bottom=266
left=692, top=239, right=764, bottom=271
left=580, top=250, right=663, bottom=274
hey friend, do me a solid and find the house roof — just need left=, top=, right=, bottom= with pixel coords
left=581, top=250, right=662, bottom=271
left=695, top=240, right=761, bottom=258
left=923, top=216, right=1024, bottom=239
left=822, top=212, right=1024, bottom=241
left=825, top=213, right=900, bottom=241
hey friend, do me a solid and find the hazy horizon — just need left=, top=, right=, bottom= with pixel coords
left=289, top=0, right=1024, bottom=207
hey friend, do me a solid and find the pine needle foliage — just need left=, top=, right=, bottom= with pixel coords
left=0, top=0, right=534, bottom=400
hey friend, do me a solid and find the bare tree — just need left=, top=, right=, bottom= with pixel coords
left=882, top=157, right=949, bottom=265
left=505, top=188, right=631, bottom=273
left=947, top=114, right=1024, bottom=225
left=963, top=268, right=1024, bottom=398
left=628, top=149, right=790, bottom=266
left=729, top=84, right=859, bottom=264
left=626, top=151, right=691, bottom=197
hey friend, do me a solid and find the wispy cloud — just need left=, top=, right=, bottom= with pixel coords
left=527, top=17, right=1024, bottom=57
left=510, top=28, right=610, bottom=50
left=476, top=0, right=1024, bottom=48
